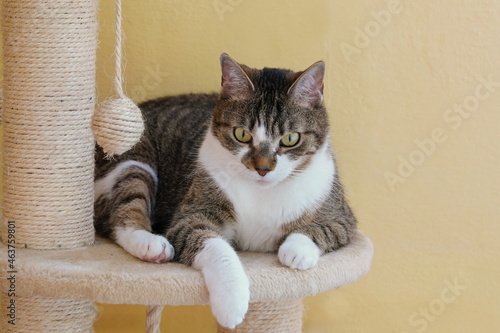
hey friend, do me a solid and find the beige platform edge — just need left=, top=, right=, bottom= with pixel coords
left=0, top=232, right=373, bottom=332
left=0, top=1, right=373, bottom=332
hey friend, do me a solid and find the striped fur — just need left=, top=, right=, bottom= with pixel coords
left=94, top=54, right=357, bottom=328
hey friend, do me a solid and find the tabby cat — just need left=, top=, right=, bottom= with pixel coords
left=94, top=53, right=357, bottom=329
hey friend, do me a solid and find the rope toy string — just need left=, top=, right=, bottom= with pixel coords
left=0, top=87, right=3, bottom=124
left=92, top=0, right=144, bottom=156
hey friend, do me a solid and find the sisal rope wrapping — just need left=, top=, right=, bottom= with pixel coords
left=0, top=294, right=96, bottom=333
left=146, top=305, right=163, bottom=333
left=217, top=300, right=304, bottom=333
left=92, top=0, right=144, bottom=156
left=1, top=0, right=97, bottom=249
left=145, top=300, right=303, bottom=333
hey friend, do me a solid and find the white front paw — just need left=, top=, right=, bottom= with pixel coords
left=210, top=274, right=250, bottom=329
left=278, top=233, right=321, bottom=270
left=116, top=228, right=174, bottom=263
left=193, top=238, right=250, bottom=329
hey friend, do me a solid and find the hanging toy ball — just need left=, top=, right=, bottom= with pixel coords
left=91, top=0, right=144, bottom=156
left=92, top=96, right=144, bottom=156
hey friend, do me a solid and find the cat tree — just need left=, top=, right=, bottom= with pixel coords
left=0, top=1, right=373, bottom=332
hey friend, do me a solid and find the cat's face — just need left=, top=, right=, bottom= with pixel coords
left=210, top=54, right=330, bottom=188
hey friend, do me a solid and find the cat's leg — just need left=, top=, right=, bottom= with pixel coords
left=278, top=218, right=354, bottom=270
left=278, top=183, right=357, bottom=270
left=94, top=160, right=174, bottom=263
left=194, top=237, right=249, bottom=329
left=167, top=220, right=249, bottom=329
left=278, top=232, right=322, bottom=270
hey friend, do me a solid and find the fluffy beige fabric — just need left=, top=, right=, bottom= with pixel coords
left=0, top=231, right=373, bottom=306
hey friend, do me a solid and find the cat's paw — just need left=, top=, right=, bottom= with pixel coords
left=278, top=233, right=321, bottom=270
left=210, top=278, right=249, bottom=329
left=116, top=228, right=174, bottom=263
left=138, top=233, right=174, bottom=263
left=193, top=238, right=250, bottom=329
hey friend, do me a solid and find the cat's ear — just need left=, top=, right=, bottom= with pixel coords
left=220, top=53, right=255, bottom=100
left=287, top=61, right=325, bottom=108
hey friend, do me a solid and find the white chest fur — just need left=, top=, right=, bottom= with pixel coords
left=199, top=130, right=336, bottom=252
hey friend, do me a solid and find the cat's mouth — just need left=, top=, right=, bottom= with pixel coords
left=249, top=171, right=285, bottom=188
left=254, top=178, right=278, bottom=188
left=243, top=162, right=294, bottom=188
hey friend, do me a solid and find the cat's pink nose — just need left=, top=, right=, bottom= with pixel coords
left=256, top=168, right=271, bottom=177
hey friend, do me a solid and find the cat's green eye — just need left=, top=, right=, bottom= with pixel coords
left=234, top=127, right=253, bottom=143
left=280, top=132, right=300, bottom=147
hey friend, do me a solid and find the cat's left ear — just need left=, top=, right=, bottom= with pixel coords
left=287, top=61, right=325, bottom=108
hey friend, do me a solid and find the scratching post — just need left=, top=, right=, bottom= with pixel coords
left=1, top=0, right=98, bottom=331
left=1, top=0, right=96, bottom=249
left=13, top=296, right=96, bottom=333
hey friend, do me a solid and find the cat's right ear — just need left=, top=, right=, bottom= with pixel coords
left=220, top=53, right=254, bottom=101
left=287, top=61, right=325, bottom=109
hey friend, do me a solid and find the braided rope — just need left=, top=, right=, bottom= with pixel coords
left=146, top=305, right=164, bottom=333
left=217, top=300, right=304, bottom=333
left=113, top=0, right=125, bottom=98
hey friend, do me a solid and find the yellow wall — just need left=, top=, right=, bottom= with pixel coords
left=2, top=0, right=500, bottom=332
